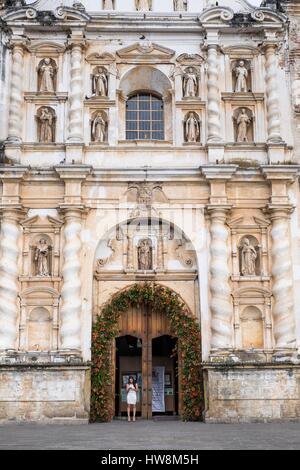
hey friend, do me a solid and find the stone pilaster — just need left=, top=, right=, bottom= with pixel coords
left=59, top=207, right=85, bottom=352
left=203, top=166, right=237, bottom=353
left=264, top=40, right=283, bottom=144
left=207, top=206, right=233, bottom=350
left=67, top=41, right=85, bottom=143
left=7, top=41, right=26, bottom=143
left=207, top=44, right=222, bottom=144
left=56, top=166, right=91, bottom=354
left=262, top=167, right=298, bottom=351
left=269, top=206, right=296, bottom=350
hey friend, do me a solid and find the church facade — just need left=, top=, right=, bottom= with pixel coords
left=0, top=0, right=300, bottom=423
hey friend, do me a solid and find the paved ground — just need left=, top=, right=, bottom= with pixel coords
left=0, top=420, right=300, bottom=450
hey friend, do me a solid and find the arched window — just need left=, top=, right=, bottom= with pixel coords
left=126, top=93, right=164, bottom=141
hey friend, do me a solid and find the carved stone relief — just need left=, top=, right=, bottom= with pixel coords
left=38, top=58, right=57, bottom=93
left=36, top=106, right=56, bottom=143
left=34, top=238, right=51, bottom=276
left=184, top=112, right=201, bottom=143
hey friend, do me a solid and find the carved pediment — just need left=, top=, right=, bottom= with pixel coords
left=3, top=6, right=90, bottom=24
left=28, top=40, right=66, bottom=55
left=117, top=41, right=175, bottom=63
left=250, top=8, right=287, bottom=25
left=176, top=54, right=205, bottom=66
left=21, top=214, right=63, bottom=229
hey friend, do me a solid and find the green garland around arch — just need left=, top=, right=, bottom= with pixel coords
left=90, top=282, right=203, bottom=422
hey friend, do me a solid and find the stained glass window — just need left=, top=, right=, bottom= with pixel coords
left=126, top=93, right=164, bottom=141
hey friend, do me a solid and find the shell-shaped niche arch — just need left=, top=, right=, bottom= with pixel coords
left=94, top=217, right=198, bottom=273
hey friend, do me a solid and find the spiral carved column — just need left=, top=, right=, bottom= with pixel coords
left=7, top=43, right=25, bottom=142
left=0, top=209, right=24, bottom=350
left=208, top=208, right=233, bottom=350
left=207, top=45, right=222, bottom=143
left=60, top=208, right=84, bottom=352
left=270, top=208, right=296, bottom=349
left=68, top=43, right=84, bottom=142
left=264, top=44, right=282, bottom=143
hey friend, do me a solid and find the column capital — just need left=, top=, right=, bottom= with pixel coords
left=67, top=39, right=87, bottom=51
left=266, top=204, right=295, bottom=219
left=0, top=206, right=27, bottom=222
left=206, top=205, right=232, bottom=220
left=8, top=38, right=30, bottom=53
left=58, top=205, right=89, bottom=220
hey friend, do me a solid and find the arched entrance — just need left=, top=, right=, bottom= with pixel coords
left=91, top=283, right=203, bottom=422
left=114, top=304, right=179, bottom=419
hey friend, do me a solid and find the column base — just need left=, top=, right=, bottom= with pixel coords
left=65, top=143, right=84, bottom=164
left=267, top=142, right=287, bottom=164
left=4, top=142, right=22, bottom=164
left=207, top=143, right=225, bottom=164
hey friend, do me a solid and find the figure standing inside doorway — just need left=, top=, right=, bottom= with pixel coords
left=126, top=376, right=138, bottom=422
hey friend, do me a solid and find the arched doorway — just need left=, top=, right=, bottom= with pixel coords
left=91, top=283, right=203, bottom=422
left=114, top=304, right=179, bottom=419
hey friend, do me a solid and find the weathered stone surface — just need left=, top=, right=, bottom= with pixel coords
left=0, top=366, right=90, bottom=422
left=204, top=366, right=300, bottom=423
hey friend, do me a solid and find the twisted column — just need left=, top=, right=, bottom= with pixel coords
left=0, top=209, right=24, bottom=350
left=264, top=44, right=282, bottom=143
left=208, top=208, right=233, bottom=350
left=207, top=45, right=222, bottom=143
left=270, top=208, right=296, bottom=349
left=7, top=43, right=25, bottom=142
left=68, top=43, right=84, bottom=142
left=60, top=208, right=84, bottom=351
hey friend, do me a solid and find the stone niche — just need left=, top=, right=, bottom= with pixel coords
left=240, top=306, right=264, bottom=350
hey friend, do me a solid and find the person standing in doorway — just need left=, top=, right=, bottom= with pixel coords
left=126, top=376, right=138, bottom=422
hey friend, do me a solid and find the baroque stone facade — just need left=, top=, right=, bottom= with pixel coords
left=0, top=0, right=300, bottom=423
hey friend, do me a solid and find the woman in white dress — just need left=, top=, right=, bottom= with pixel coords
left=126, top=376, right=138, bottom=422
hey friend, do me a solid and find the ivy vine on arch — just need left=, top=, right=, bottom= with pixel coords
left=90, top=282, right=203, bottom=422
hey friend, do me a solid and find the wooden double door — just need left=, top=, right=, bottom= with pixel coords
left=114, top=304, right=179, bottom=419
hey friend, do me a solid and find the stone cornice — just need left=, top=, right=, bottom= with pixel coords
left=55, top=165, right=92, bottom=181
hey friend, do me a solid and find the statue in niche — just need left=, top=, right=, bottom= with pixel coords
left=241, top=238, right=257, bottom=276
left=183, top=67, right=198, bottom=98
left=138, top=239, right=153, bottom=270
left=35, top=239, right=50, bottom=276
left=184, top=112, right=200, bottom=143
left=103, top=0, right=114, bottom=9
left=234, top=60, right=249, bottom=93
left=38, top=58, right=56, bottom=93
left=136, top=0, right=151, bottom=11
left=38, top=107, right=55, bottom=143
left=174, top=0, right=187, bottom=11
left=91, top=112, right=107, bottom=142
left=236, top=108, right=252, bottom=143
left=92, top=66, right=108, bottom=97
